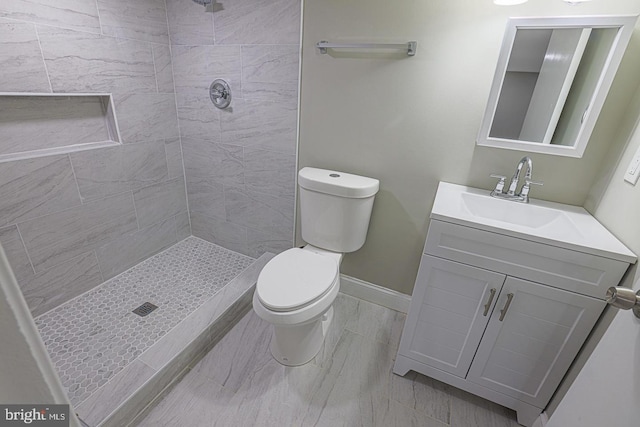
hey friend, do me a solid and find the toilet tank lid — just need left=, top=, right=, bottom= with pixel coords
left=298, top=167, right=379, bottom=198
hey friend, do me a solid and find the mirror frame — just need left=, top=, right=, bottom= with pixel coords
left=477, top=15, right=637, bottom=158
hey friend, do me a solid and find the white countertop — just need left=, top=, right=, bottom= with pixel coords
left=430, top=182, right=636, bottom=264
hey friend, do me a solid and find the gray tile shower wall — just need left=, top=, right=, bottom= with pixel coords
left=0, top=0, right=300, bottom=316
left=170, top=0, right=300, bottom=258
left=0, top=1, right=188, bottom=316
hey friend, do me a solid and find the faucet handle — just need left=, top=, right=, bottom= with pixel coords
left=490, top=174, right=506, bottom=194
left=520, top=179, right=543, bottom=201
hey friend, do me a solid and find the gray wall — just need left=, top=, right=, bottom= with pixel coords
left=298, top=0, right=640, bottom=295
left=0, top=1, right=190, bottom=316
left=168, top=0, right=300, bottom=258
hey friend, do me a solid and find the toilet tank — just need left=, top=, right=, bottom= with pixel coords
left=298, top=167, right=379, bottom=253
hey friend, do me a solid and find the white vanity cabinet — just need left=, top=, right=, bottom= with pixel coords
left=394, top=220, right=631, bottom=427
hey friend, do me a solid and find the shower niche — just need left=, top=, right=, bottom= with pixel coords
left=0, top=93, right=122, bottom=163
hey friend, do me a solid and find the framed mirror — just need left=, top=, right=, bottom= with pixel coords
left=477, top=15, right=637, bottom=158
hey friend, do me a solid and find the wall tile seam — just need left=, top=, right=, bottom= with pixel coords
left=163, top=0, right=194, bottom=239
left=31, top=23, right=53, bottom=93
left=0, top=16, right=102, bottom=37
left=14, top=223, right=37, bottom=278
left=65, top=168, right=180, bottom=209
left=11, top=191, right=137, bottom=238
left=33, top=15, right=174, bottom=48
left=180, top=135, right=296, bottom=158
left=65, top=153, right=86, bottom=205
left=2, top=17, right=173, bottom=48
left=20, top=248, right=102, bottom=295
left=220, top=186, right=295, bottom=223
left=151, top=43, right=161, bottom=94
left=31, top=248, right=119, bottom=321
left=131, top=177, right=188, bottom=224
left=93, top=0, right=103, bottom=36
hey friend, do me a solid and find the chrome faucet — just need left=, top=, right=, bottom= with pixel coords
left=490, top=156, right=542, bottom=203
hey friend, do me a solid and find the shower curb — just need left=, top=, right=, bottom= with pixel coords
left=74, top=253, right=274, bottom=427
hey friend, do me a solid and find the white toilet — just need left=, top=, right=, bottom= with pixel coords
left=253, top=167, right=379, bottom=366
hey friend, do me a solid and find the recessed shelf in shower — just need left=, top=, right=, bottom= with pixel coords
left=0, top=92, right=122, bottom=163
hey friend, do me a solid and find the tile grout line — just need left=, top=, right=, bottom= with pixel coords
left=15, top=224, right=37, bottom=278
left=33, top=23, right=53, bottom=93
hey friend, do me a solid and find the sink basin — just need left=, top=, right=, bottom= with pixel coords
left=430, top=182, right=636, bottom=263
left=460, top=191, right=582, bottom=237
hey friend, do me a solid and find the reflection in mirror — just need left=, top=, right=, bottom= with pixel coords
left=477, top=16, right=637, bottom=158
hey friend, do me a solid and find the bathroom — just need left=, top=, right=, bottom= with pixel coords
left=1, top=0, right=640, bottom=425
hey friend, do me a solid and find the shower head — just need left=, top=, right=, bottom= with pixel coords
left=191, top=0, right=212, bottom=5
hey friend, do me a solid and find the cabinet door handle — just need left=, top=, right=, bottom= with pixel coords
left=499, top=293, right=514, bottom=321
left=483, top=288, right=497, bottom=316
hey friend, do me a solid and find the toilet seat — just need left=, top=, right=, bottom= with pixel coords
left=256, top=248, right=339, bottom=312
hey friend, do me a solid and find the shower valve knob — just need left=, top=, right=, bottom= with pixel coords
left=209, top=79, right=232, bottom=109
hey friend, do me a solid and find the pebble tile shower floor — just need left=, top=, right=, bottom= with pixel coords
left=34, top=237, right=253, bottom=406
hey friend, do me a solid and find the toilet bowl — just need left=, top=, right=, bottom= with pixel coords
left=252, top=167, right=379, bottom=366
left=253, top=246, right=342, bottom=366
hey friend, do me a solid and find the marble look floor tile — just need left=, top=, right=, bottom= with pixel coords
left=190, top=310, right=273, bottom=392
left=345, top=297, right=407, bottom=347
left=0, top=19, right=50, bottom=92
left=312, top=293, right=359, bottom=368
left=450, top=387, right=520, bottom=427
left=141, top=293, right=521, bottom=427
left=300, top=329, right=397, bottom=426
left=390, top=371, right=452, bottom=425
left=137, top=367, right=237, bottom=427
left=217, top=353, right=325, bottom=427
left=378, top=399, right=449, bottom=427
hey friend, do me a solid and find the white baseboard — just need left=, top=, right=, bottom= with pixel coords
left=339, top=274, right=411, bottom=313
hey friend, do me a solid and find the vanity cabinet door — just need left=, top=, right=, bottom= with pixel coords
left=466, top=277, right=605, bottom=409
left=398, top=255, right=506, bottom=378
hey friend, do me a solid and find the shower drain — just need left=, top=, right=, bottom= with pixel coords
left=132, top=302, right=158, bottom=317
